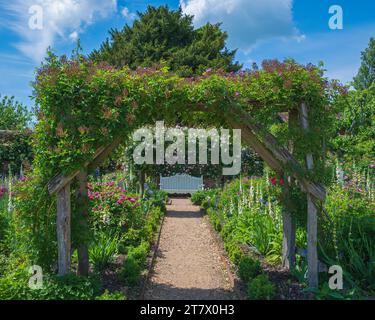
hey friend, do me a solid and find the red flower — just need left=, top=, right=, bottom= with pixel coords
left=270, top=177, right=277, bottom=186
left=279, top=178, right=285, bottom=186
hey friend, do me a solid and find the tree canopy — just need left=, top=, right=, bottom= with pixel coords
left=353, top=37, right=375, bottom=90
left=0, top=95, right=31, bottom=130
left=333, top=83, right=375, bottom=168
left=331, top=37, right=375, bottom=169
left=0, top=95, right=33, bottom=174
left=90, top=5, right=241, bottom=76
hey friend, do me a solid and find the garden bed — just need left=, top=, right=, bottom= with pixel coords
left=0, top=172, right=168, bottom=300
left=192, top=172, right=374, bottom=300
left=204, top=214, right=305, bottom=300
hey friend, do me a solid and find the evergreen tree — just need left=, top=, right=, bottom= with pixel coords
left=353, top=37, right=375, bottom=90
left=90, top=5, right=241, bottom=76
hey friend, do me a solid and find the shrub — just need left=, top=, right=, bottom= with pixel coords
left=147, top=190, right=168, bottom=211
left=127, top=241, right=150, bottom=267
left=12, top=175, right=57, bottom=271
left=0, top=264, right=101, bottom=300
left=207, top=208, right=222, bottom=232
left=224, top=241, right=244, bottom=265
left=95, top=289, right=127, bottom=300
left=191, top=189, right=220, bottom=209
left=141, top=206, right=163, bottom=242
left=33, top=274, right=101, bottom=300
left=119, top=204, right=163, bottom=287
left=119, top=228, right=142, bottom=252
left=238, top=256, right=262, bottom=282
left=247, top=274, right=276, bottom=300
left=0, top=261, right=32, bottom=300
left=191, top=191, right=207, bottom=206
left=120, top=257, right=141, bottom=286
left=120, top=240, right=150, bottom=287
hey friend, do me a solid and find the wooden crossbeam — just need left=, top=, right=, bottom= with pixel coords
left=87, top=136, right=123, bottom=172
left=48, top=146, right=106, bottom=195
left=48, top=136, right=123, bottom=195
left=229, top=105, right=326, bottom=202
left=226, top=117, right=283, bottom=174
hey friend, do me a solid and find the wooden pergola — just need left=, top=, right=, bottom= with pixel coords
left=47, top=102, right=325, bottom=289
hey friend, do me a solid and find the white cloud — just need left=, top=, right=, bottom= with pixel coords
left=121, top=6, right=136, bottom=21
left=180, top=0, right=302, bottom=53
left=69, top=31, right=79, bottom=41
left=1, top=0, right=118, bottom=62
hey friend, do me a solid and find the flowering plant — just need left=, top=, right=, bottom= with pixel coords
left=0, top=186, right=7, bottom=199
left=269, top=177, right=284, bottom=186
left=87, top=180, right=142, bottom=234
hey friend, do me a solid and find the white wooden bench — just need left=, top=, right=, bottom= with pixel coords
left=159, top=174, right=203, bottom=194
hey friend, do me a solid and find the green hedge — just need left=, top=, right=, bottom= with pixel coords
left=120, top=206, right=164, bottom=287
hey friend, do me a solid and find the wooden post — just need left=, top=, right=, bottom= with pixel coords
left=306, top=193, right=318, bottom=288
left=57, top=184, right=71, bottom=276
left=282, top=176, right=296, bottom=269
left=300, top=103, right=319, bottom=289
left=76, top=170, right=89, bottom=276
left=139, top=170, right=145, bottom=196
left=282, top=110, right=298, bottom=270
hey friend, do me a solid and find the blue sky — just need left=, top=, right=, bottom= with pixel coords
left=0, top=0, right=374, bottom=109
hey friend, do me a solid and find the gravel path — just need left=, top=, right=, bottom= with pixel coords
left=144, top=198, right=237, bottom=300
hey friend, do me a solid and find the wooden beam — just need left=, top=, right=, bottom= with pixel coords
left=300, top=102, right=319, bottom=289
left=48, top=171, right=81, bottom=195
left=87, top=136, right=123, bottom=172
left=230, top=106, right=326, bottom=201
left=48, top=146, right=106, bottom=195
left=191, top=103, right=285, bottom=175
left=226, top=118, right=283, bottom=174
left=57, top=183, right=71, bottom=276
left=48, top=136, right=123, bottom=195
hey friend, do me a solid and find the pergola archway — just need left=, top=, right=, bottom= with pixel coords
left=33, top=59, right=338, bottom=289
